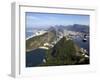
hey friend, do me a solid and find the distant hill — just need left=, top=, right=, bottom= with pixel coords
left=66, top=24, right=89, bottom=33
left=26, top=30, right=56, bottom=52
left=48, top=24, right=89, bottom=33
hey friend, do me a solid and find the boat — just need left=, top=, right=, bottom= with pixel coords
left=82, top=34, right=87, bottom=42
left=83, top=38, right=87, bottom=42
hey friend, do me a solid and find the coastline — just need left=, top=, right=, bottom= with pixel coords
left=26, top=47, right=49, bottom=53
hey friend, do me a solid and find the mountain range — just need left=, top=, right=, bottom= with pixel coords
left=47, top=24, right=89, bottom=33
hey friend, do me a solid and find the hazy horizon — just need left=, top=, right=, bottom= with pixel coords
left=26, top=12, right=90, bottom=29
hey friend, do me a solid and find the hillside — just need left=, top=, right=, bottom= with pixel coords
left=26, top=31, right=56, bottom=52
left=43, top=37, right=89, bottom=66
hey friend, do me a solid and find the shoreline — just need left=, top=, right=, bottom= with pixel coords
left=26, top=31, right=47, bottom=40
left=26, top=47, right=49, bottom=53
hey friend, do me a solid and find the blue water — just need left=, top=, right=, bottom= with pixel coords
left=26, top=49, right=46, bottom=67
left=73, top=36, right=89, bottom=55
left=26, top=32, right=33, bottom=38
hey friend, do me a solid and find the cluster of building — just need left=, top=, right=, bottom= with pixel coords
left=80, top=48, right=89, bottom=58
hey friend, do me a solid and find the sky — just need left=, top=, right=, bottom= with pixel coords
left=26, top=12, right=90, bottom=28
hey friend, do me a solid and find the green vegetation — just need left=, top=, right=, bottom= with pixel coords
left=42, top=37, right=89, bottom=66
